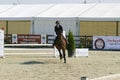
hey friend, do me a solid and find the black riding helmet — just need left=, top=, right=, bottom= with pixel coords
left=55, top=21, right=60, bottom=24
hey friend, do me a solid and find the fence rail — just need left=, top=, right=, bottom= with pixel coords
left=47, top=35, right=93, bottom=48
left=4, top=34, right=93, bottom=49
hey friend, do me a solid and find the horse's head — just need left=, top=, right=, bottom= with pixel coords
left=56, top=30, right=63, bottom=37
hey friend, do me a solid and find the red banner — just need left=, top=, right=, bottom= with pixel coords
left=17, top=34, right=41, bottom=44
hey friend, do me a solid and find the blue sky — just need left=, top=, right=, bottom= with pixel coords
left=0, top=0, right=120, bottom=4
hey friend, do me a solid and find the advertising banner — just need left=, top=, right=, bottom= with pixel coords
left=93, top=36, right=120, bottom=50
left=17, top=34, right=41, bottom=44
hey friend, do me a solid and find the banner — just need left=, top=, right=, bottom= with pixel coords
left=17, top=34, right=41, bottom=44
left=93, top=36, right=120, bottom=50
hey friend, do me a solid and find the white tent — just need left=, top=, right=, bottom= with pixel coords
left=36, top=4, right=95, bottom=18
left=0, top=4, right=54, bottom=20
left=79, top=3, right=120, bottom=21
left=0, top=4, right=120, bottom=35
left=0, top=4, right=120, bottom=20
left=34, top=4, right=95, bottom=35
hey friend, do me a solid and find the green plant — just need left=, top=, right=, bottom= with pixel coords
left=79, top=44, right=84, bottom=48
left=67, top=30, right=76, bottom=57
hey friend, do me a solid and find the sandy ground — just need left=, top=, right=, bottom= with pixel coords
left=0, top=50, right=120, bottom=80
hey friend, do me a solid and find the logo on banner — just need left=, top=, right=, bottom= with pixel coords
left=94, top=38, right=105, bottom=49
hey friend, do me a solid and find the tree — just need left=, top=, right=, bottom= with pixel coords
left=67, top=30, right=76, bottom=57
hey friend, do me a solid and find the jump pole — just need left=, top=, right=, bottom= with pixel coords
left=0, top=29, right=4, bottom=58
left=81, top=76, right=89, bottom=80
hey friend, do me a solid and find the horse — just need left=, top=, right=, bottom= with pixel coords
left=54, top=31, right=67, bottom=63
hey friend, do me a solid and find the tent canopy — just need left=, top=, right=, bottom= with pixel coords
left=0, top=3, right=120, bottom=21
left=79, top=3, right=120, bottom=21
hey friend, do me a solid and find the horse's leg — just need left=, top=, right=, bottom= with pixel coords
left=58, top=49, right=62, bottom=60
left=62, top=49, right=66, bottom=63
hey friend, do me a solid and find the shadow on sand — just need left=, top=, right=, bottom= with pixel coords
left=20, top=61, right=45, bottom=65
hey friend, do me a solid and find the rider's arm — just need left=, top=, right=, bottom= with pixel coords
left=54, top=25, right=57, bottom=32
left=59, top=25, right=63, bottom=32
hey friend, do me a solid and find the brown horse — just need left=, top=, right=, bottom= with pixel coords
left=54, top=31, right=67, bottom=63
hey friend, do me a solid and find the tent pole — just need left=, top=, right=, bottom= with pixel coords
left=116, top=21, right=118, bottom=36
left=6, top=21, right=8, bottom=35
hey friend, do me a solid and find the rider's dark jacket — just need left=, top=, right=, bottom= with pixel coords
left=54, top=24, right=63, bottom=35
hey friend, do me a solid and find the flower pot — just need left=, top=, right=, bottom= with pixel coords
left=68, top=49, right=75, bottom=57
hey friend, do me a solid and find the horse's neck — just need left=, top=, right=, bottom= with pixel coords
left=57, top=34, right=63, bottom=38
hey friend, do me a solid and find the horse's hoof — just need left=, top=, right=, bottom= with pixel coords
left=64, top=61, right=66, bottom=63
left=60, top=56, right=62, bottom=60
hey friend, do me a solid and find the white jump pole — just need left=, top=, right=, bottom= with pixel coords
left=0, top=29, right=4, bottom=58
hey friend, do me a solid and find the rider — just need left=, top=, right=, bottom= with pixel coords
left=53, top=21, right=67, bottom=46
left=55, top=21, right=63, bottom=35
